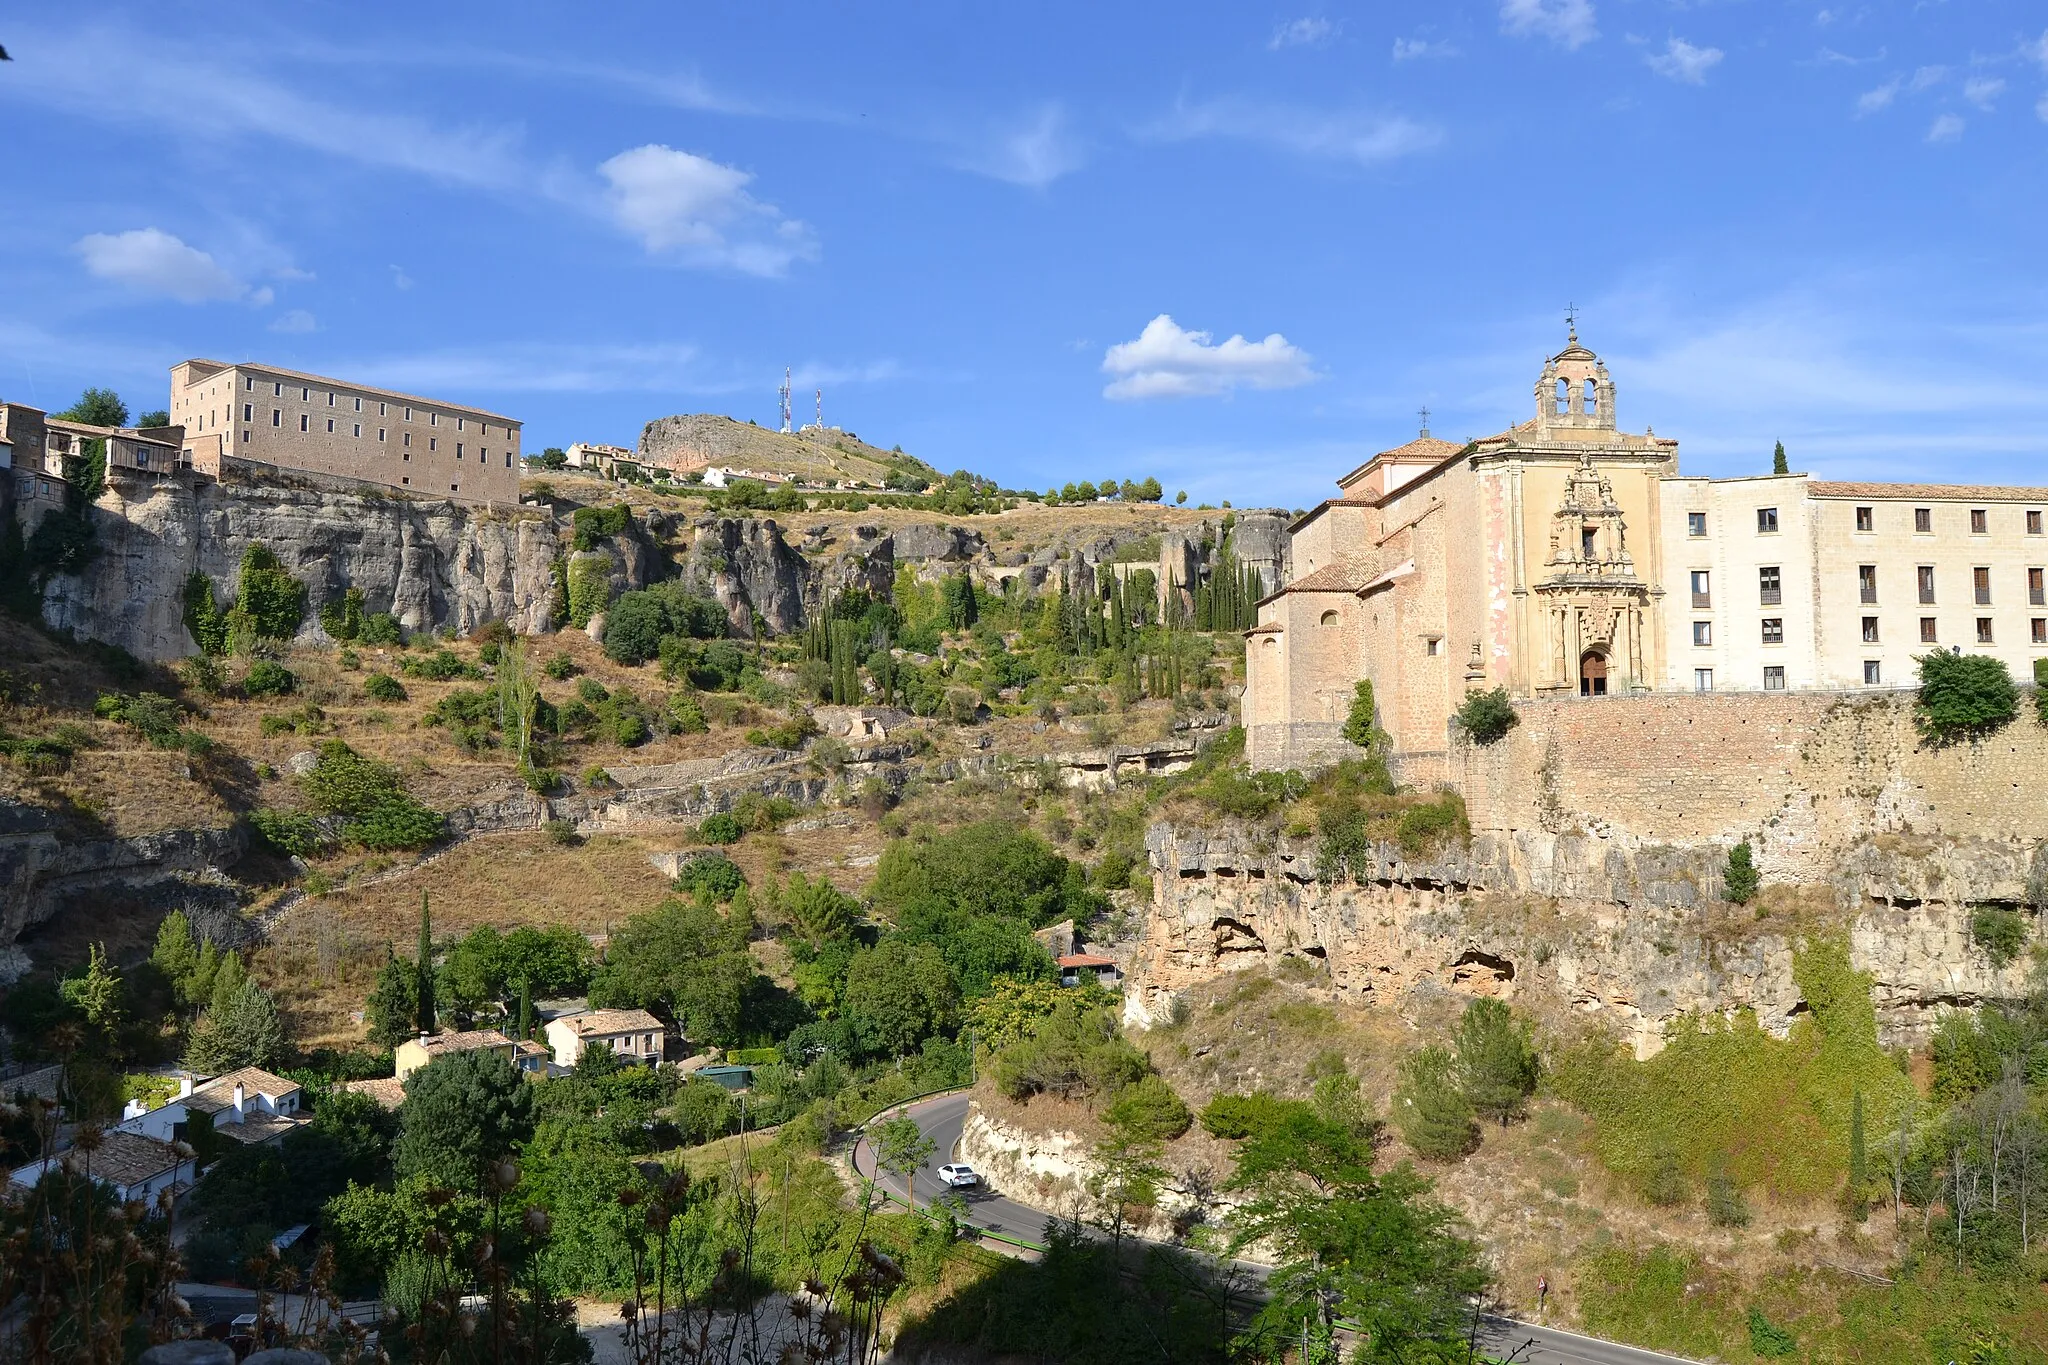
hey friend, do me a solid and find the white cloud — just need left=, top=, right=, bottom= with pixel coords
left=956, top=104, right=1086, bottom=189
left=1926, top=112, right=1965, bottom=143
left=1962, top=76, right=2004, bottom=111
left=1145, top=98, right=1441, bottom=167
left=597, top=145, right=818, bottom=276
left=1645, top=37, right=1723, bottom=84
left=247, top=286, right=275, bottom=308
left=1908, top=65, right=1947, bottom=92
left=268, top=309, right=318, bottom=334
left=1815, top=47, right=1883, bottom=66
left=2029, top=29, right=2048, bottom=73
left=74, top=228, right=248, bottom=303
left=389, top=265, right=414, bottom=291
left=1855, top=76, right=1901, bottom=115
left=1393, top=36, right=1460, bottom=60
left=1101, top=315, right=1316, bottom=401
left=2039, top=92, right=2048, bottom=123
left=1269, top=18, right=1338, bottom=50
left=1500, top=0, right=1598, bottom=50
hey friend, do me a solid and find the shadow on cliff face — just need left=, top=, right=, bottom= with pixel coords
left=17, top=877, right=247, bottom=977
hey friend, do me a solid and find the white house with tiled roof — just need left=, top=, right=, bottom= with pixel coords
left=543, top=1007, right=667, bottom=1069
left=1244, top=327, right=2048, bottom=775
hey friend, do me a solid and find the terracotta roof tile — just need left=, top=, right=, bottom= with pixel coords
left=1808, top=481, right=2048, bottom=502
left=1282, top=564, right=1373, bottom=593
left=341, top=1077, right=407, bottom=1110
left=63, top=1131, right=187, bottom=1188
left=557, top=1008, right=664, bottom=1037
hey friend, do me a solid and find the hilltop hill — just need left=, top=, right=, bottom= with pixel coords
left=637, top=413, right=938, bottom=488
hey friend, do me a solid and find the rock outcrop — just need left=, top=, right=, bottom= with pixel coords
left=1125, top=822, right=2044, bottom=1056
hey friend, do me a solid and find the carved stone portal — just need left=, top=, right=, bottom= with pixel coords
left=1534, top=454, right=1652, bottom=694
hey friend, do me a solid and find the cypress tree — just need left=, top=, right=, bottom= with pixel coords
left=517, top=978, right=533, bottom=1041
left=1773, top=441, right=1789, bottom=475
left=416, top=891, right=437, bottom=1037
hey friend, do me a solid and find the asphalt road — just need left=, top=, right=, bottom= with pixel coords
left=852, top=1093, right=1697, bottom=1365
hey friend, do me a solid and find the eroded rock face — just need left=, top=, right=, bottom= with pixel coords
left=41, top=480, right=562, bottom=659
left=1125, top=823, right=2043, bottom=1056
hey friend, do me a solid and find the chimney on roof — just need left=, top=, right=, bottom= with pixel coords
left=232, top=1082, right=246, bottom=1117
left=420, top=1032, right=432, bottom=1047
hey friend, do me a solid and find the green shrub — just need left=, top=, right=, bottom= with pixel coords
left=746, top=712, right=819, bottom=750
left=235, top=544, right=306, bottom=641
left=319, top=587, right=366, bottom=641
left=521, top=764, right=559, bottom=794
left=698, top=812, right=744, bottom=844
left=344, top=796, right=444, bottom=851
left=242, top=660, right=296, bottom=697
left=544, top=818, right=580, bottom=846
left=1198, top=1091, right=1295, bottom=1139
left=675, top=852, right=746, bottom=902
left=1341, top=678, right=1389, bottom=753
left=543, top=652, right=578, bottom=680
left=183, top=572, right=230, bottom=656
left=1452, top=686, right=1518, bottom=745
left=1102, top=1074, right=1191, bottom=1141
left=668, top=692, right=708, bottom=733
left=102, top=691, right=186, bottom=746
left=299, top=740, right=443, bottom=851
left=570, top=503, right=631, bottom=551
left=1724, top=840, right=1760, bottom=905
left=732, top=792, right=798, bottom=832
left=177, top=654, right=226, bottom=696
left=1969, top=905, right=2028, bottom=967
left=362, top=672, right=406, bottom=703
left=566, top=554, right=611, bottom=628
left=1705, top=1155, right=1749, bottom=1226
left=1747, top=1307, right=1796, bottom=1359
left=400, top=649, right=480, bottom=681
left=250, top=808, right=323, bottom=857
left=357, top=612, right=404, bottom=646
left=1914, top=650, right=2018, bottom=743
left=613, top=712, right=650, bottom=746
left=1394, top=793, right=1468, bottom=854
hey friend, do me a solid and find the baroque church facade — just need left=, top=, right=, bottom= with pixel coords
left=1242, top=330, right=2048, bottom=776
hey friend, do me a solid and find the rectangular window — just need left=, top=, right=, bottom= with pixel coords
left=1862, top=616, right=1880, bottom=643
left=455, top=443, right=463, bottom=460
left=378, top=428, right=386, bottom=442
left=1918, top=565, right=1936, bottom=604
left=242, top=403, right=252, bottom=421
left=1974, top=566, right=1992, bottom=605
left=405, top=407, right=413, bottom=421
left=1757, top=507, right=1779, bottom=533
left=1693, top=621, right=1712, bottom=646
left=299, top=414, right=309, bottom=432
left=1971, top=508, right=1988, bottom=534
left=1977, top=617, right=1995, bottom=644
left=2033, top=618, right=2047, bottom=644
left=1759, top=566, right=1781, bottom=605
left=505, top=452, right=513, bottom=468
left=273, top=382, right=283, bottom=396
left=482, top=423, right=490, bottom=436
left=1687, top=511, right=1707, bottom=537
left=380, top=402, right=387, bottom=417
left=353, top=423, right=362, bottom=437
left=1761, top=618, right=1784, bottom=644
left=2029, top=567, right=2044, bottom=606
left=1694, top=668, right=1713, bottom=692
left=245, top=377, right=253, bottom=390
left=272, top=409, right=281, bottom=427
left=402, top=476, right=410, bottom=485
left=450, top=483, right=458, bottom=492
left=1763, top=665, right=1785, bottom=691
left=1920, top=617, right=1938, bottom=643
left=301, top=387, right=309, bottom=400
left=326, top=418, right=335, bottom=433
left=354, top=397, right=362, bottom=412
left=1859, top=565, right=1878, bottom=604
left=404, top=433, right=411, bottom=448
left=1915, top=507, right=1932, bottom=533
left=403, top=452, right=410, bottom=462
left=1864, top=660, right=1882, bottom=685
left=1691, top=570, right=1711, bottom=608
left=429, top=438, right=437, bottom=451
left=327, top=392, right=336, bottom=407
left=430, top=413, right=438, bottom=427
left=2030, top=510, right=2044, bottom=535
left=242, top=430, right=250, bottom=442
left=1855, top=506, right=1873, bottom=532
left=456, top=417, right=464, bottom=431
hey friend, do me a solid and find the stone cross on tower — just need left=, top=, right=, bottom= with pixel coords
left=1418, top=406, right=1431, bottom=438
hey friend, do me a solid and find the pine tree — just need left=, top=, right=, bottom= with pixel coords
left=416, top=892, right=437, bottom=1036
left=1393, top=1044, right=1478, bottom=1159
left=1773, top=441, right=1789, bottom=475
left=151, top=911, right=199, bottom=1001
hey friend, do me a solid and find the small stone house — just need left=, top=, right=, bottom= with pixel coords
left=1057, top=953, right=1122, bottom=988
left=395, top=1029, right=551, bottom=1081
left=544, top=1008, right=667, bottom=1069
left=121, top=1066, right=310, bottom=1150
left=7, top=1130, right=195, bottom=1203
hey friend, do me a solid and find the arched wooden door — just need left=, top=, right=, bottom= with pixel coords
left=1579, top=650, right=1608, bottom=697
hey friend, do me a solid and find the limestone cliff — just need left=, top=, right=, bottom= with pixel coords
left=1125, top=823, right=2044, bottom=1056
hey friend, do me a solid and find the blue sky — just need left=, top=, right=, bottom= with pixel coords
left=3, top=1, right=2046, bottom=509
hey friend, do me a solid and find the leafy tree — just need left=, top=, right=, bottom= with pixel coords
left=1341, top=678, right=1389, bottom=756
left=843, top=939, right=960, bottom=1057
left=242, top=659, right=295, bottom=697
left=415, top=893, right=437, bottom=1036
left=135, top=409, right=169, bottom=428
left=366, top=953, right=421, bottom=1047
left=300, top=740, right=443, bottom=851
left=56, top=387, right=128, bottom=428
left=1772, top=440, right=1789, bottom=476
left=587, top=897, right=757, bottom=1046
left=773, top=870, right=858, bottom=943
left=58, top=943, right=124, bottom=1037
left=1452, top=686, right=1518, bottom=745
left=872, top=1114, right=937, bottom=1210
left=151, top=911, right=200, bottom=1003
left=1308, top=1051, right=1380, bottom=1141
left=869, top=820, right=1097, bottom=929
left=231, top=543, right=306, bottom=643
left=1392, top=1044, right=1478, bottom=1159
left=1088, top=1127, right=1166, bottom=1248
left=1970, top=905, right=2027, bottom=967
left=1724, top=839, right=1761, bottom=905
left=1915, top=650, right=2018, bottom=743
left=967, top=977, right=1069, bottom=1053
left=391, top=1048, right=536, bottom=1196
left=184, top=977, right=286, bottom=1073
left=1452, top=998, right=1538, bottom=1127
left=1101, top=1074, right=1191, bottom=1141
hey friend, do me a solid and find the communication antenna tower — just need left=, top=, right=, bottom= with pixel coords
left=778, top=368, right=793, bottom=434
left=815, top=389, right=823, bottom=429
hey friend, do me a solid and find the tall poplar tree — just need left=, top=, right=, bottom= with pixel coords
left=415, top=892, right=437, bottom=1037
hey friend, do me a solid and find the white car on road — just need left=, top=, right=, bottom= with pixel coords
left=936, top=1163, right=981, bottom=1189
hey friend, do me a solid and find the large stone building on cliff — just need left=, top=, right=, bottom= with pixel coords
left=1243, top=328, right=2048, bottom=776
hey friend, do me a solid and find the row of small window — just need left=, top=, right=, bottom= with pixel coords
left=1687, top=507, right=2047, bottom=537
left=1694, top=617, right=2048, bottom=647
left=235, top=378, right=497, bottom=435
left=1687, top=566, right=2048, bottom=608
left=1854, top=564, right=2046, bottom=606
left=252, top=412, right=513, bottom=466
left=1693, top=668, right=1788, bottom=691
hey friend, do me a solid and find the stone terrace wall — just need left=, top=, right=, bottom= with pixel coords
left=1456, top=692, right=2048, bottom=877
